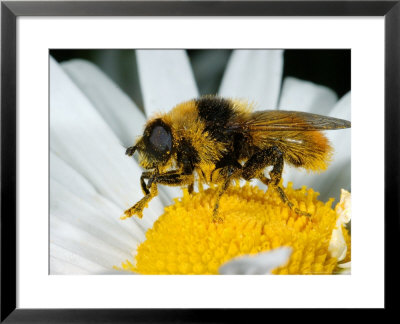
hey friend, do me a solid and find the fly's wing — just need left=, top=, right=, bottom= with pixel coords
left=228, top=110, right=351, bottom=171
left=240, top=110, right=351, bottom=132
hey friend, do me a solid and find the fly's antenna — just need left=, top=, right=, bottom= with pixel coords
left=125, top=145, right=137, bottom=156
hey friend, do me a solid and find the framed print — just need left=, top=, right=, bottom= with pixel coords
left=1, top=0, right=398, bottom=321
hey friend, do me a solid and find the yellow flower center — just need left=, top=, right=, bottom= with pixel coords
left=120, top=182, right=351, bottom=274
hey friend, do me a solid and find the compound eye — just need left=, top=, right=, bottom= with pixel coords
left=149, top=125, right=172, bottom=153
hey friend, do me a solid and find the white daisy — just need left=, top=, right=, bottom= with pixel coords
left=50, top=50, right=351, bottom=275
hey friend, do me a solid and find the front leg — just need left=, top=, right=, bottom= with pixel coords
left=140, top=171, right=153, bottom=195
left=148, top=157, right=195, bottom=193
left=148, top=169, right=194, bottom=188
left=123, top=169, right=160, bottom=219
left=123, top=169, right=194, bottom=220
left=122, top=180, right=158, bottom=219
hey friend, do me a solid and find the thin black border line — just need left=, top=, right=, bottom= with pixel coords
left=1, top=0, right=399, bottom=322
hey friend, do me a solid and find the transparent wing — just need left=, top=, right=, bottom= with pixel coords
left=236, top=110, right=351, bottom=132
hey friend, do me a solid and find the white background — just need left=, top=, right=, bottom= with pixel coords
left=17, top=17, right=384, bottom=308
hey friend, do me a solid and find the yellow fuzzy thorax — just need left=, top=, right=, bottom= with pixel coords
left=164, top=100, right=227, bottom=165
left=120, top=182, right=351, bottom=275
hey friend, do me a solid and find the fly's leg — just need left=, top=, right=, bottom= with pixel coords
left=258, top=175, right=310, bottom=217
left=212, top=175, right=231, bottom=224
left=122, top=181, right=158, bottom=219
left=188, top=182, right=194, bottom=194
left=146, top=158, right=194, bottom=190
left=147, top=170, right=194, bottom=188
left=140, top=171, right=153, bottom=195
left=124, top=154, right=196, bottom=220
left=123, top=171, right=156, bottom=219
left=242, top=146, right=311, bottom=217
left=123, top=169, right=193, bottom=220
left=212, top=164, right=240, bottom=223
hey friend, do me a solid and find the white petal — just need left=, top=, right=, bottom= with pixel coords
left=336, top=261, right=351, bottom=275
left=219, top=50, right=283, bottom=109
left=328, top=226, right=347, bottom=261
left=50, top=175, right=150, bottom=274
left=278, top=76, right=338, bottom=115
left=324, top=93, right=351, bottom=198
left=50, top=152, right=147, bottom=237
left=50, top=179, right=139, bottom=260
left=329, top=189, right=351, bottom=262
left=61, top=59, right=146, bottom=148
left=50, top=57, right=164, bottom=225
left=136, top=50, right=199, bottom=117
left=324, top=160, right=351, bottom=200
left=51, top=215, right=132, bottom=272
left=329, top=91, right=351, bottom=120
left=282, top=92, right=351, bottom=201
left=50, top=243, right=108, bottom=274
left=218, top=247, right=292, bottom=275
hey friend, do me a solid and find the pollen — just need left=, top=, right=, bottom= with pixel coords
left=121, top=183, right=351, bottom=274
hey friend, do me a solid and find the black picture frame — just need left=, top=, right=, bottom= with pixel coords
left=1, top=0, right=398, bottom=321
